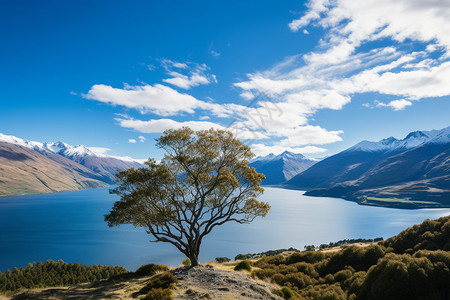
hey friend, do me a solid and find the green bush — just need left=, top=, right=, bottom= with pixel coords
left=135, top=264, right=169, bottom=276
left=234, top=260, right=251, bottom=271
left=273, top=286, right=301, bottom=299
left=182, top=258, right=191, bottom=266
left=143, top=287, right=173, bottom=300
left=139, top=272, right=178, bottom=295
left=0, top=260, right=128, bottom=293
left=215, top=257, right=231, bottom=263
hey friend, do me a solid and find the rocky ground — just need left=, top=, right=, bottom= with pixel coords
left=173, top=265, right=280, bottom=299
left=1, top=264, right=281, bottom=300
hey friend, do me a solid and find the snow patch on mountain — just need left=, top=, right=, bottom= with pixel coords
left=0, top=133, right=142, bottom=164
left=348, top=126, right=450, bottom=152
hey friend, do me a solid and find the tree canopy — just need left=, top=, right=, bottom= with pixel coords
left=105, top=127, right=270, bottom=266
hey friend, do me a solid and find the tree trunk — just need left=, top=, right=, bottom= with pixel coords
left=189, top=255, right=200, bottom=267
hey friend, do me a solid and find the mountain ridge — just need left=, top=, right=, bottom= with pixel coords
left=0, top=133, right=144, bottom=196
left=284, top=126, right=450, bottom=208
left=249, top=151, right=317, bottom=185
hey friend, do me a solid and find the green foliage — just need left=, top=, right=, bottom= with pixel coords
left=273, top=286, right=301, bottom=299
left=357, top=251, right=450, bottom=300
left=382, top=216, right=450, bottom=253
left=143, top=288, right=173, bottom=300
left=135, top=264, right=169, bottom=277
left=0, top=260, right=127, bottom=293
left=139, top=272, right=178, bottom=296
left=182, top=258, right=191, bottom=266
left=105, top=127, right=270, bottom=266
left=304, top=245, right=316, bottom=251
left=317, top=238, right=383, bottom=250
left=235, top=247, right=299, bottom=261
left=234, top=260, right=251, bottom=271
left=252, top=216, right=450, bottom=299
left=215, top=257, right=231, bottom=263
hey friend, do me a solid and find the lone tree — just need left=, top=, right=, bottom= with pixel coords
left=105, top=127, right=270, bottom=266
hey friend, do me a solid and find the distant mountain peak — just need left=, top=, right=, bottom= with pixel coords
left=404, top=130, right=426, bottom=140
left=348, top=126, right=450, bottom=153
left=0, top=132, right=142, bottom=164
left=280, top=150, right=306, bottom=159
left=249, top=151, right=317, bottom=184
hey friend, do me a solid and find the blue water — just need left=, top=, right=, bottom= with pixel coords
left=1, top=187, right=449, bottom=272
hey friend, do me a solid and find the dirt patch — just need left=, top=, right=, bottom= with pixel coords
left=173, top=266, right=281, bottom=300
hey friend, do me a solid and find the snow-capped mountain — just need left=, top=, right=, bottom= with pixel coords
left=284, top=126, right=450, bottom=207
left=0, top=141, right=108, bottom=196
left=0, top=133, right=143, bottom=184
left=249, top=151, right=317, bottom=185
left=0, top=133, right=140, bottom=163
left=348, top=126, right=450, bottom=152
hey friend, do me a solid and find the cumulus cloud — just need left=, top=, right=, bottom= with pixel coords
left=84, top=83, right=204, bottom=116
left=376, top=99, right=412, bottom=111
left=231, top=0, right=450, bottom=153
left=116, top=116, right=267, bottom=140
left=138, top=136, right=146, bottom=142
left=128, top=138, right=137, bottom=144
left=84, top=83, right=231, bottom=117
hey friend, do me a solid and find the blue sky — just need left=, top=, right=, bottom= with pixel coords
left=1, top=0, right=449, bottom=161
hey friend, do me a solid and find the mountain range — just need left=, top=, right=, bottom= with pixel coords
left=0, top=133, right=143, bottom=196
left=284, top=126, right=450, bottom=208
left=249, top=151, right=317, bottom=185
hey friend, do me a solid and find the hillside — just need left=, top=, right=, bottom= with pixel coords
left=0, top=133, right=143, bottom=197
left=284, top=126, right=450, bottom=208
left=0, top=142, right=107, bottom=196
left=249, top=151, right=317, bottom=185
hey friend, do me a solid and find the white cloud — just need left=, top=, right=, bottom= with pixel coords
left=84, top=83, right=230, bottom=117
left=87, top=146, right=111, bottom=156
left=117, top=117, right=227, bottom=133
left=232, top=0, right=450, bottom=154
left=138, top=136, right=146, bottom=142
left=211, top=50, right=221, bottom=58
left=239, top=91, right=254, bottom=100
left=128, top=139, right=137, bottom=144
left=172, top=62, right=188, bottom=69
left=162, top=61, right=217, bottom=90
left=116, top=116, right=267, bottom=140
left=84, top=83, right=204, bottom=116
left=289, top=0, right=329, bottom=32
left=376, top=99, right=412, bottom=111
left=278, top=125, right=343, bottom=147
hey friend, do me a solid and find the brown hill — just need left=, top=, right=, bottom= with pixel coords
left=0, top=142, right=107, bottom=196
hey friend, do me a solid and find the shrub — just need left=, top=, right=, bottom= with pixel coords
left=273, top=286, right=301, bottom=299
left=143, top=288, right=173, bottom=300
left=235, top=253, right=254, bottom=261
left=0, top=260, right=128, bottom=293
left=234, top=260, right=251, bottom=271
left=304, top=245, right=316, bottom=251
left=215, top=257, right=231, bottom=263
left=182, top=258, right=191, bottom=266
left=135, top=264, right=169, bottom=277
left=140, top=272, right=178, bottom=295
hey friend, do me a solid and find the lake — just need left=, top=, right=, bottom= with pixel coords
left=1, top=187, right=449, bottom=272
